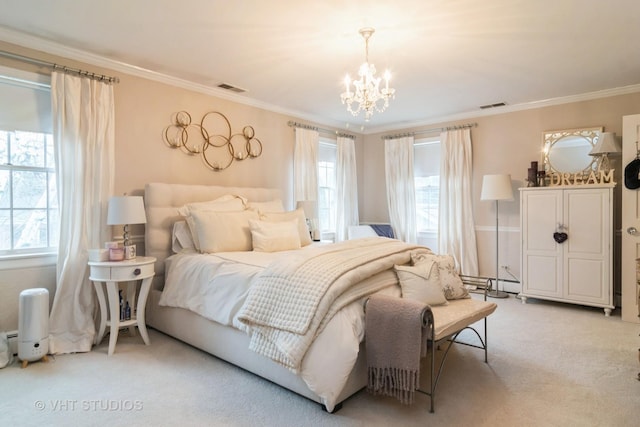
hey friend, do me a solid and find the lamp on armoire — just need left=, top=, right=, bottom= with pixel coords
left=481, top=174, right=514, bottom=298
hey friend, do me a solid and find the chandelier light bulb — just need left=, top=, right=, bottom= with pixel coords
left=340, top=27, right=395, bottom=121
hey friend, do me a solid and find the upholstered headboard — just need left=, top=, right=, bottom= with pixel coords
left=144, top=182, right=283, bottom=289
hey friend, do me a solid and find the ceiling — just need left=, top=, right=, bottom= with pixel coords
left=1, top=0, right=639, bottom=133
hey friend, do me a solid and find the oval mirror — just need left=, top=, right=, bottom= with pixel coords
left=542, top=127, right=601, bottom=176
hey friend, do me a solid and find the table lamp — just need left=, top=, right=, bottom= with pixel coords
left=107, top=195, right=147, bottom=259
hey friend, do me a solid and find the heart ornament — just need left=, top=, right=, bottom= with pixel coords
left=553, top=232, right=568, bottom=244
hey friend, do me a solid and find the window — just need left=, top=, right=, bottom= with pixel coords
left=414, top=137, right=440, bottom=251
left=0, top=67, right=56, bottom=257
left=317, top=139, right=337, bottom=238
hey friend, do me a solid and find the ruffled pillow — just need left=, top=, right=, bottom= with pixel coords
left=411, top=252, right=469, bottom=300
left=394, top=261, right=448, bottom=306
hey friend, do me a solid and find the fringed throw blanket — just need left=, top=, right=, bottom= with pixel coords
left=365, top=294, right=430, bottom=405
left=236, top=237, right=431, bottom=372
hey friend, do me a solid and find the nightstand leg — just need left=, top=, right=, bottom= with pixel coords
left=105, top=281, right=120, bottom=356
left=127, top=281, right=137, bottom=336
left=136, top=277, right=152, bottom=346
left=93, top=282, right=107, bottom=345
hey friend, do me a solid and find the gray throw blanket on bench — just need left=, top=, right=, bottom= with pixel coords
left=365, top=294, right=429, bottom=405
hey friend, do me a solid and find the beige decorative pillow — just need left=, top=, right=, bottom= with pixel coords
left=394, top=262, right=448, bottom=306
left=249, top=218, right=301, bottom=252
left=190, top=210, right=258, bottom=253
left=411, top=252, right=469, bottom=300
left=247, top=199, right=285, bottom=214
left=176, top=194, right=247, bottom=217
left=177, top=195, right=247, bottom=251
left=259, top=208, right=312, bottom=246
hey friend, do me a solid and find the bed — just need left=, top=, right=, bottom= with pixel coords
left=143, top=182, right=494, bottom=412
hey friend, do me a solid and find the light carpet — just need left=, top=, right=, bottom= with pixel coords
left=1, top=295, right=638, bottom=427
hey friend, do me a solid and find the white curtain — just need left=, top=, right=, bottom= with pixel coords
left=384, top=136, right=417, bottom=243
left=439, top=128, right=479, bottom=275
left=293, top=127, right=319, bottom=204
left=48, top=72, right=115, bottom=354
left=335, top=136, right=359, bottom=242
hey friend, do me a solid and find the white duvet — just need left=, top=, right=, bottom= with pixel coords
left=158, top=243, right=401, bottom=411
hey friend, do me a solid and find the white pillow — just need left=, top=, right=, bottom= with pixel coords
left=176, top=194, right=247, bottom=217
left=249, top=218, right=301, bottom=252
left=394, top=262, right=448, bottom=306
left=178, top=195, right=247, bottom=251
left=247, top=199, right=285, bottom=213
left=171, top=221, right=196, bottom=253
left=259, top=208, right=312, bottom=246
left=411, top=252, right=469, bottom=300
left=190, top=210, right=259, bottom=253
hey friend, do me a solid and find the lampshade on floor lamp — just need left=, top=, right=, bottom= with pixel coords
left=481, top=174, right=514, bottom=298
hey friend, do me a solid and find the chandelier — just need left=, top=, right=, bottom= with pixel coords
left=340, top=27, right=395, bottom=121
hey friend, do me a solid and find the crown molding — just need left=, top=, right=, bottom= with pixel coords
left=362, top=84, right=640, bottom=135
left=0, top=26, right=344, bottom=129
left=3, top=25, right=639, bottom=137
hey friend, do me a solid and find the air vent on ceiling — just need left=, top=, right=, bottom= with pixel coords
left=479, top=102, right=507, bottom=109
left=217, top=83, right=247, bottom=93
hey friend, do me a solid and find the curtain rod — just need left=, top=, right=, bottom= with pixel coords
left=0, top=50, right=120, bottom=84
left=381, top=122, right=477, bottom=140
left=287, top=121, right=355, bottom=140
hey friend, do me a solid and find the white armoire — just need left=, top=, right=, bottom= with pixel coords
left=519, top=185, right=614, bottom=316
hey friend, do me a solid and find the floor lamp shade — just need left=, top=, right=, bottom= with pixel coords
left=481, top=174, right=514, bottom=201
left=481, top=174, right=513, bottom=298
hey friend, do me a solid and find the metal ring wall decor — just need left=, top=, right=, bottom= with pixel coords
left=162, top=110, right=263, bottom=171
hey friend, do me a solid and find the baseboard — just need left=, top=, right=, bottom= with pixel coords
left=501, top=280, right=521, bottom=294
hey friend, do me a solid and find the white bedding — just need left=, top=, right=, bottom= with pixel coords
left=236, top=238, right=428, bottom=371
left=158, top=242, right=403, bottom=411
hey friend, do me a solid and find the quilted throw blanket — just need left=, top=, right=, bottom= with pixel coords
left=236, top=237, right=431, bottom=372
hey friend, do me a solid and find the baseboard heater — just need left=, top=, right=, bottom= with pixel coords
left=6, top=330, right=18, bottom=356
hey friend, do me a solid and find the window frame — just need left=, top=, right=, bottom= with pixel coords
left=0, top=67, right=57, bottom=269
left=317, top=138, right=337, bottom=241
left=414, top=136, right=440, bottom=251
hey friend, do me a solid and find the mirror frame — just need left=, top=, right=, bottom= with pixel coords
left=542, top=127, right=602, bottom=176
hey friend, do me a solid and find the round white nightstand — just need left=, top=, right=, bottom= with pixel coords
left=88, top=256, right=156, bottom=355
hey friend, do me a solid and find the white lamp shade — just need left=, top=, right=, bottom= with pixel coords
left=296, top=200, right=317, bottom=219
left=107, top=196, right=147, bottom=225
left=589, top=132, right=621, bottom=156
left=481, top=174, right=514, bottom=201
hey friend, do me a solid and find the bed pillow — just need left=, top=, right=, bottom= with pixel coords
left=394, top=261, right=448, bottom=306
left=259, top=208, right=312, bottom=246
left=176, top=194, right=247, bottom=217
left=247, top=199, right=285, bottom=214
left=177, top=195, right=248, bottom=251
left=411, top=252, right=469, bottom=300
left=190, top=210, right=259, bottom=253
left=249, top=218, right=301, bottom=252
left=171, top=220, right=196, bottom=253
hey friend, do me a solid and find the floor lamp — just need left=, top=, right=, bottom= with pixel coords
left=481, top=174, right=514, bottom=298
